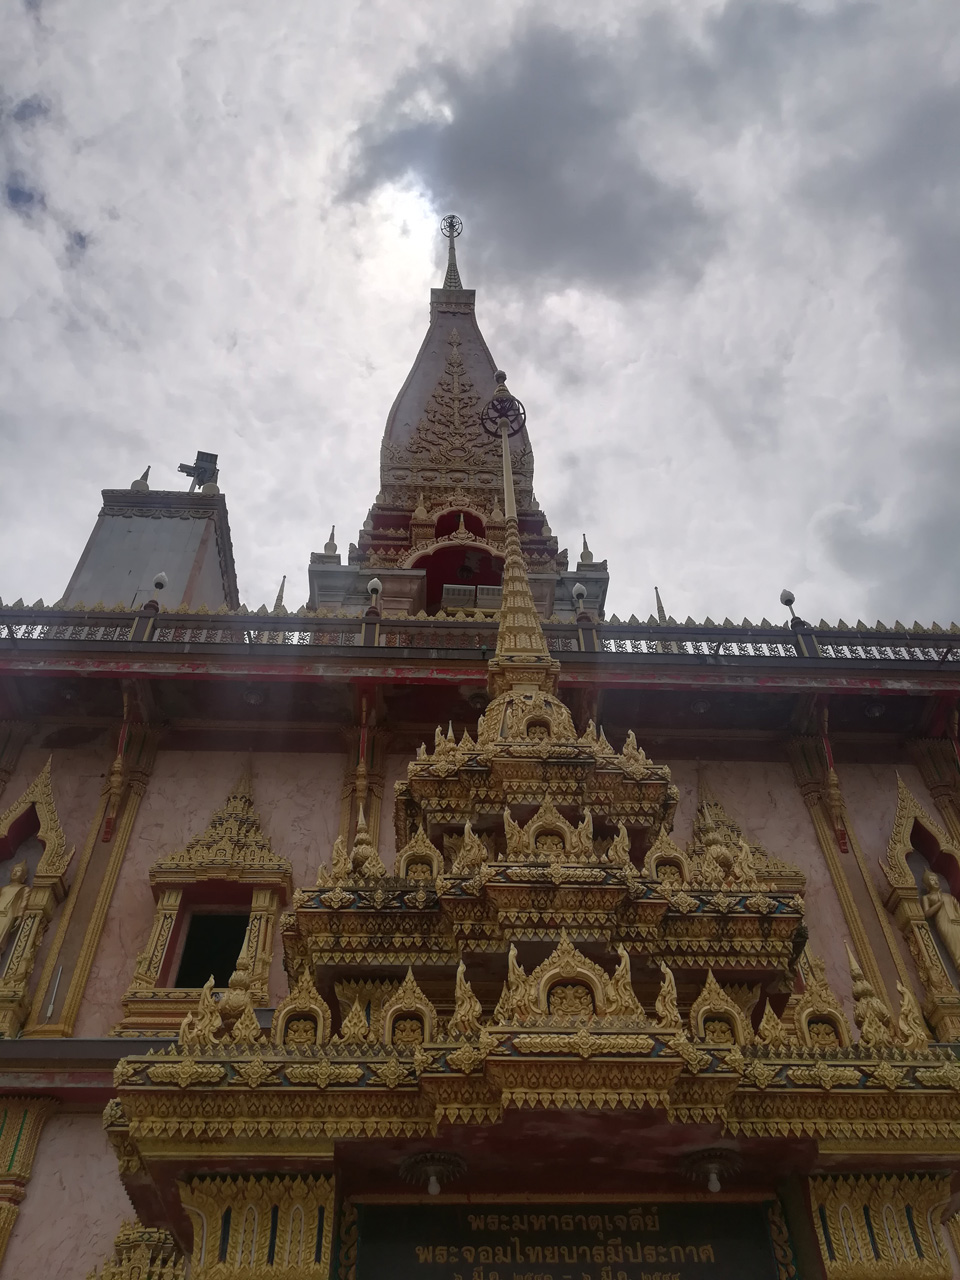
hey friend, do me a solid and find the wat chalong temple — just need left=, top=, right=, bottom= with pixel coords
left=3, top=219, right=960, bottom=1280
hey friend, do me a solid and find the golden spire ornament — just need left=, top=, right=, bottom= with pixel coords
left=479, top=372, right=560, bottom=697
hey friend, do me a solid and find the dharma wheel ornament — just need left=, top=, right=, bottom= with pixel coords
left=480, top=370, right=526, bottom=438
left=399, top=1151, right=467, bottom=1196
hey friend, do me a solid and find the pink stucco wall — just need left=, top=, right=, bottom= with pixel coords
left=75, top=750, right=347, bottom=1036
left=664, top=758, right=855, bottom=1014
left=3, top=1112, right=132, bottom=1279
left=839, top=761, right=943, bottom=896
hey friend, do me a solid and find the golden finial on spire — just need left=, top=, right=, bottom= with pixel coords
left=479, top=373, right=559, bottom=696
left=440, top=214, right=463, bottom=289
left=655, top=586, right=667, bottom=624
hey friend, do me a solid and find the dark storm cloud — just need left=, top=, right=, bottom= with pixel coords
left=10, top=94, right=50, bottom=124
left=2, top=91, right=50, bottom=219
left=341, top=4, right=879, bottom=298
left=803, top=72, right=960, bottom=615
left=341, top=22, right=720, bottom=295
left=4, top=171, right=44, bottom=215
left=806, top=84, right=960, bottom=364
left=817, top=423, right=960, bottom=623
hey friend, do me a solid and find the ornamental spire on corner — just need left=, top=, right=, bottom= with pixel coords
left=480, top=373, right=560, bottom=697
left=440, top=213, right=463, bottom=289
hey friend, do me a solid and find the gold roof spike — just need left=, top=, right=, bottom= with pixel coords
left=440, top=213, right=464, bottom=289
left=482, top=372, right=560, bottom=697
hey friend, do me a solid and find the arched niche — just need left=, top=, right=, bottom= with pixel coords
left=642, top=828, right=692, bottom=886
left=433, top=508, right=486, bottom=540
left=0, top=759, right=74, bottom=1036
left=689, top=971, right=754, bottom=1046
left=270, top=969, right=331, bottom=1050
left=403, top=536, right=504, bottom=614
left=379, top=969, right=437, bottom=1048
left=904, top=821, right=960, bottom=989
left=791, top=952, right=853, bottom=1049
left=881, top=778, right=960, bottom=1038
left=394, top=826, right=443, bottom=880
left=883, top=778, right=960, bottom=892
left=530, top=939, right=610, bottom=1017
left=0, top=757, right=71, bottom=882
left=390, top=1013, right=425, bottom=1050
left=0, top=809, right=44, bottom=887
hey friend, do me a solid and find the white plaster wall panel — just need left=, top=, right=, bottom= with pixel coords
left=257, top=751, right=348, bottom=1003
left=191, top=516, right=230, bottom=607
left=64, top=511, right=209, bottom=608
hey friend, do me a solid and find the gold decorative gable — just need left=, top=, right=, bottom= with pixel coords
left=86, top=1219, right=185, bottom=1280
left=382, top=331, right=532, bottom=493
left=493, top=933, right=646, bottom=1026
left=882, top=776, right=959, bottom=890
left=99, top=395, right=960, bottom=1279
left=0, top=759, right=75, bottom=1037
left=151, top=768, right=291, bottom=886
left=0, top=757, right=72, bottom=879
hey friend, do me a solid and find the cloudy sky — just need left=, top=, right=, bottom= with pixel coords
left=2, top=0, right=958, bottom=626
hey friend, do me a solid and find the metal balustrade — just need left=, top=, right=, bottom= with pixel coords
left=0, top=605, right=958, bottom=664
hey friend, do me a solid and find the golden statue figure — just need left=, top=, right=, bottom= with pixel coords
left=0, top=861, right=29, bottom=954
left=921, top=870, right=960, bottom=975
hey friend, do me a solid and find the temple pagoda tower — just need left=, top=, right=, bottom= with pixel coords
left=308, top=216, right=608, bottom=621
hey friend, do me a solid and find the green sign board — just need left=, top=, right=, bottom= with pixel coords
left=355, top=1200, right=784, bottom=1279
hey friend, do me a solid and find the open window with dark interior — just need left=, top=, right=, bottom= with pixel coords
left=174, top=912, right=250, bottom=988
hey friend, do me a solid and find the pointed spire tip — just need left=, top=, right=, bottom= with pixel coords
left=440, top=213, right=463, bottom=289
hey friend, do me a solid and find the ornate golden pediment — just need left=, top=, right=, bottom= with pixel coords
left=493, top=933, right=646, bottom=1026
left=150, top=769, right=291, bottom=888
left=0, top=756, right=72, bottom=881
left=882, top=775, right=959, bottom=890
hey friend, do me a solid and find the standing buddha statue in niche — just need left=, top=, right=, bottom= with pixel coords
left=0, top=861, right=30, bottom=954
left=921, top=869, right=960, bottom=975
